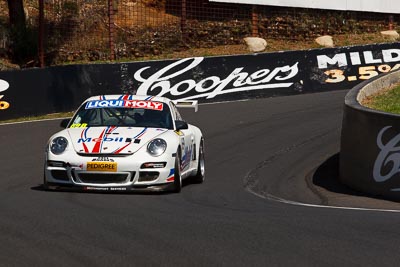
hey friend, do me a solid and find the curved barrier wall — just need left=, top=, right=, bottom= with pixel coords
left=1, top=42, right=400, bottom=120
left=340, top=69, right=400, bottom=199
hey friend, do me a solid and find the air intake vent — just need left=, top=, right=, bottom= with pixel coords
left=78, top=173, right=131, bottom=184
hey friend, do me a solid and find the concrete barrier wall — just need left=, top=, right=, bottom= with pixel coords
left=340, top=69, right=400, bottom=199
left=1, top=42, right=400, bottom=120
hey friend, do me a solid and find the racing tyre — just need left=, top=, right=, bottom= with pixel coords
left=192, top=139, right=205, bottom=183
left=172, top=150, right=182, bottom=193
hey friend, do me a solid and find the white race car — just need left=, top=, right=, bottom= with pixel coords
left=44, top=95, right=205, bottom=193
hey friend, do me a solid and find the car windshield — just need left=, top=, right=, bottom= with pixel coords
left=69, top=102, right=173, bottom=129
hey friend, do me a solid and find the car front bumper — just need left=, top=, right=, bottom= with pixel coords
left=44, top=151, right=176, bottom=191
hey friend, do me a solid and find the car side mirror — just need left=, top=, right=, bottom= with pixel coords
left=60, top=118, right=70, bottom=128
left=175, top=120, right=188, bottom=130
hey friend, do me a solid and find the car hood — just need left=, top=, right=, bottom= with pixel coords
left=67, top=126, right=168, bottom=155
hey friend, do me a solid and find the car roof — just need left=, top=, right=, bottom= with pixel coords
left=84, top=95, right=171, bottom=104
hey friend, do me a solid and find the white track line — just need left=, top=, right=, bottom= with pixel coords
left=0, top=101, right=242, bottom=126
left=248, top=189, right=400, bottom=213
left=0, top=117, right=71, bottom=126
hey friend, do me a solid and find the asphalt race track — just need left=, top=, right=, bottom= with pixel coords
left=2, top=90, right=400, bottom=266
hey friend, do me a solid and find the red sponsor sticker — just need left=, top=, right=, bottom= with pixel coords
left=124, top=100, right=163, bottom=110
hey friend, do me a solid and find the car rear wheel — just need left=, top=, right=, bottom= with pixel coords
left=192, top=139, right=205, bottom=183
left=172, top=150, right=182, bottom=193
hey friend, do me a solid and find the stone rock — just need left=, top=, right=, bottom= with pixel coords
left=315, top=35, right=334, bottom=48
left=243, top=37, right=267, bottom=53
left=381, top=30, right=399, bottom=40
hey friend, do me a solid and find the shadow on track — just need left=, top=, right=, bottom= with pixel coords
left=312, top=153, right=366, bottom=197
left=312, top=153, right=400, bottom=206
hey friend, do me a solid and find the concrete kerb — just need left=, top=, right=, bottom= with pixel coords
left=340, top=69, right=400, bottom=200
left=357, top=71, right=400, bottom=104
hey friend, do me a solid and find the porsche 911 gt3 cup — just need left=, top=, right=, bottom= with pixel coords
left=44, top=95, right=205, bottom=193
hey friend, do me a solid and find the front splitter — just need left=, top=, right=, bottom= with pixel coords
left=44, top=182, right=173, bottom=193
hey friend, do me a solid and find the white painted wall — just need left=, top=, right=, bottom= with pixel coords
left=209, top=0, right=400, bottom=14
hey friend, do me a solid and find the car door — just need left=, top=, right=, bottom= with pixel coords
left=171, top=103, right=194, bottom=172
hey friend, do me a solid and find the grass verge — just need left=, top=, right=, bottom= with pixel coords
left=362, top=84, right=400, bottom=114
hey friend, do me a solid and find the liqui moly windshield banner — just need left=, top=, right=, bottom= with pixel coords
left=85, top=100, right=164, bottom=110
left=1, top=42, right=400, bottom=120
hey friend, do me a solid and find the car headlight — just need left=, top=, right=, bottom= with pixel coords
left=147, top=138, right=167, bottom=157
left=50, top=137, right=68, bottom=155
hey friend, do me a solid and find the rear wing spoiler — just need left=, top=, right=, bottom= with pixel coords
left=173, top=100, right=198, bottom=112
